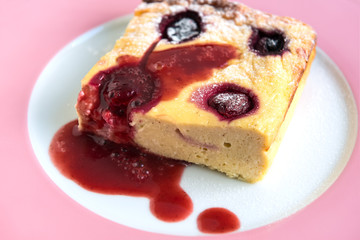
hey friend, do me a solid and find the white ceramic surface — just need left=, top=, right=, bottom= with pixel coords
left=28, top=16, right=358, bottom=236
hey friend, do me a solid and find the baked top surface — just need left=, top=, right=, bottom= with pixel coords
left=78, top=0, right=316, bottom=148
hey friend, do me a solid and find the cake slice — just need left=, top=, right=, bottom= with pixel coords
left=76, top=0, right=316, bottom=183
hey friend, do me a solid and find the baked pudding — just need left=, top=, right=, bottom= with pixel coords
left=76, top=0, right=316, bottom=182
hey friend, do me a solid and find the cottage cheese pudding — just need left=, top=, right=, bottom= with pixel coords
left=76, top=0, right=317, bottom=183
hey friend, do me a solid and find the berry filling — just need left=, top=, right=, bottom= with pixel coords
left=249, top=28, right=288, bottom=56
left=159, top=10, right=202, bottom=43
left=99, top=64, right=160, bottom=113
left=76, top=58, right=161, bottom=144
left=191, top=83, right=259, bottom=121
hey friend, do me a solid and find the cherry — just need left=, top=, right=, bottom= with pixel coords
left=160, top=11, right=202, bottom=43
left=104, top=82, right=137, bottom=107
left=208, top=92, right=252, bottom=118
left=191, top=83, right=259, bottom=121
left=249, top=28, right=287, bottom=56
left=99, top=65, right=160, bottom=113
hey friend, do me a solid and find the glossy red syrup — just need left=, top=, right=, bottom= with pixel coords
left=146, top=44, right=237, bottom=101
left=49, top=120, right=192, bottom=222
left=197, top=208, right=240, bottom=234
left=76, top=43, right=237, bottom=143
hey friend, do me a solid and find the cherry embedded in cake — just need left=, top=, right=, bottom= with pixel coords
left=191, top=83, right=259, bottom=121
left=208, top=92, right=252, bottom=118
left=249, top=28, right=288, bottom=56
left=159, top=10, right=203, bottom=43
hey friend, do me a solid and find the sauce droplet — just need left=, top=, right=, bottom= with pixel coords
left=197, top=207, right=240, bottom=233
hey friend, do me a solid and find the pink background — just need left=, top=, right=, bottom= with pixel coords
left=1, top=0, right=359, bottom=239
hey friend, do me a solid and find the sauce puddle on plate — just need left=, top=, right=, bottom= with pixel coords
left=50, top=120, right=192, bottom=222
left=49, top=120, right=240, bottom=232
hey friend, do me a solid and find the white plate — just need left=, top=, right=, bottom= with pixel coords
left=28, top=15, right=358, bottom=236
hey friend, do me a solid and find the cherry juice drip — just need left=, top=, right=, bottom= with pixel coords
left=197, top=208, right=240, bottom=234
left=146, top=44, right=238, bottom=101
left=49, top=120, right=192, bottom=222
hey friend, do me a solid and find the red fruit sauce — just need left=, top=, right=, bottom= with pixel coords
left=197, top=208, right=240, bottom=234
left=50, top=120, right=192, bottom=222
left=146, top=44, right=238, bottom=101
left=49, top=121, right=240, bottom=232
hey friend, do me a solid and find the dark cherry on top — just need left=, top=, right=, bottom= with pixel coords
left=159, top=10, right=203, bottom=43
left=191, top=83, right=259, bottom=121
left=208, top=92, right=253, bottom=119
left=197, top=207, right=240, bottom=233
left=249, top=28, right=288, bottom=56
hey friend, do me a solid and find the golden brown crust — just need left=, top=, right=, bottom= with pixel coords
left=287, top=45, right=317, bottom=115
left=266, top=46, right=316, bottom=152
